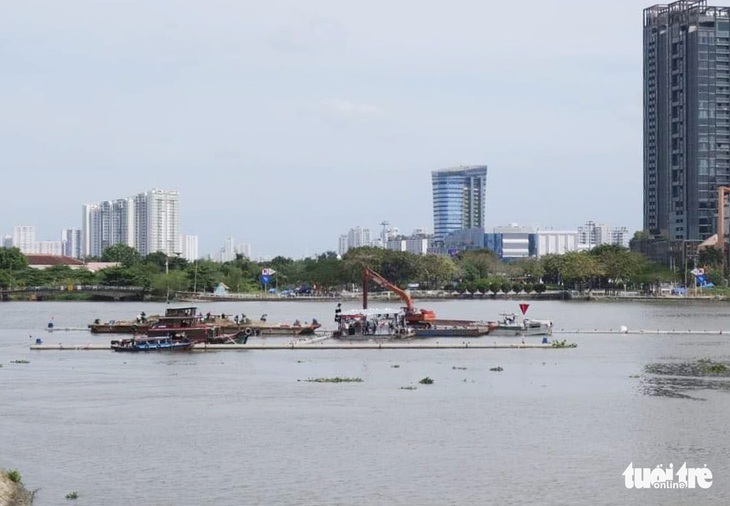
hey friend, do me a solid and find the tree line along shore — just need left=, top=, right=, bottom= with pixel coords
left=2, top=243, right=725, bottom=302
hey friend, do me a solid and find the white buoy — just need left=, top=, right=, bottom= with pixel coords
left=620, top=325, right=628, bottom=334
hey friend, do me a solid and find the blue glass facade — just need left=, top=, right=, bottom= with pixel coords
left=431, top=165, right=488, bottom=242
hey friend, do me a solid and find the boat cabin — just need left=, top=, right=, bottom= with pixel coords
left=333, top=307, right=412, bottom=338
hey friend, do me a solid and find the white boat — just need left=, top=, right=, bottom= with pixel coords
left=489, top=313, right=553, bottom=337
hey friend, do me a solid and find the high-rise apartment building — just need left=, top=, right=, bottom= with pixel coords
left=82, top=188, right=180, bottom=258
left=432, top=165, right=488, bottom=242
left=139, top=189, right=180, bottom=257
left=12, top=226, right=36, bottom=253
left=611, top=227, right=632, bottom=248
left=577, top=221, right=611, bottom=249
left=644, top=1, right=730, bottom=242
left=82, top=199, right=135, bottom=258
left=182, top=235, right=199, bottom=262
left=62, top=228, right=82, bottom=259
left=337, top=227, right=372, bottom=255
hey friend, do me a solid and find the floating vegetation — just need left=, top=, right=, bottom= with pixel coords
left=10, top=360, right=30, bottom=364
left=419, top=377, right=434, bottom=385
left=5, top=469, right=22, bottom=483
left=490, top=366, right=504, bottom=372
left=305, top=377, right=363, bottom=383
left=551, top=340, right=577, bottom=348
left=400, top=386, right=417, bottom=390
left=391, top=364, right=401, bottom=368
left=629, top=375, right=640, bottom=379
left=645, top=358, right=730, bottom=378
left=452, top=366, right=467, bottom=370
left=642, top=358, right=730, bottom=400
left=66, top=491, right=79, bottom=500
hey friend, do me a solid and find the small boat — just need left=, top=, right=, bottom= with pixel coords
left=111, top=335, right=193, bottom=352
left=488, top=313, right=553, bottom=337
left=332, top=306, right=415, bottom=339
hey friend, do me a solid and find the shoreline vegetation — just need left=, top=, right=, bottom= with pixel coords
left=2, top=290, right=728, bottom=303
left=0, top=243, right=725, bottom=302
left=0, top=469, right=33, bottom=506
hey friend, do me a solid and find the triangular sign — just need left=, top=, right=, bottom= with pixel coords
left=519, top=303, right=529, bottom=315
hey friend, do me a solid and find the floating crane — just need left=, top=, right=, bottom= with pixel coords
left=362, top=267, right=436, bottom=325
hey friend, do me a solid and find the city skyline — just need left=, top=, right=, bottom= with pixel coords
left=2, top=0, right=644, bottom=257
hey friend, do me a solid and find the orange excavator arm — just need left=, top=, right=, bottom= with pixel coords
left=363, top=266, right=414, bottom=311
left=362, top=267, right=436, bottom=323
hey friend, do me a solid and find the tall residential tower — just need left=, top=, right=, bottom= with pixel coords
left=644, top=1, right=730, bottom=243
left=431, top=165, right=488, bottom=242
left=82, top=189, right=180, bottom=258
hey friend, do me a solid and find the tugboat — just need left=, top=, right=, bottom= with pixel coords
left=144, top=307, right=242, bottom=343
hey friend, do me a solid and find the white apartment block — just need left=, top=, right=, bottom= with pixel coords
left=182, top=235, right=199, bottom=262
left=536, top=230, right=579, bottom=257
left=35, top=241, right=63, bottom=255
left=12, top=225, right=36, bottom=254
left=220, top=237, right=236, bottom=262
left=236, top=244, right=252, bottom=259
left=386, top=238, right=407, bottom=252
left=610, top=227, right=631, bottom=248
left=338, top=235, right=349, bottom=256
left=338, top=227, right=372, bottom=256
left=141, top=189, right=180, bottom=257
left=1, top=235, right=11, bottom=248
left=83, top=188, right=180, bottom=258
left=62, top=228, right=82, bottom=259
left=577, top=221, right=610, bottom=249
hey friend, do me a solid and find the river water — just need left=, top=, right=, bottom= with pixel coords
left=1, top=299, right=729, bottom=505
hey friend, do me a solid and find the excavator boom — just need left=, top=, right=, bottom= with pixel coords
left=362, top=267, right=436, bottom=323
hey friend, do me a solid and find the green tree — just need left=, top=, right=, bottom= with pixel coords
left=0, top=247, right=28, bottom=271
left=560, top=252, right=603, bottom=292
left=101, top=244, right=141, bottom=267
left=590, top=245, right=645, bottom=294
left=699, top=246, right=724, bottom=269
left=458, top=250, right=500, bottom=282
left=512, top=257, right=544, bottom=283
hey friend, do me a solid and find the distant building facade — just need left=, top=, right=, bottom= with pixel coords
left=385, top=229, right=433, bottom=255
left=535, top=230, right=579, bottom=257
left=182, top=235, right=199, bottom=262
left=12, top=225, right=36, bottom=254
left=338, top=226, right=372, bottom=255
left=82, top=188, right=181, bottom=258
left=62, top=228, right=82, bottom=259
left=644, top=2, right=730, bottom=244
left=432, top=165, right=488, bottom=243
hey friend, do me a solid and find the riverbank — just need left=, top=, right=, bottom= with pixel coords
left=0, top=470, right=32, bottom=506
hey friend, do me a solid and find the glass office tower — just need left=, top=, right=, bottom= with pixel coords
left=431, top=165, right=488, bottom=242
left=644, top=1, right=730, bottom=242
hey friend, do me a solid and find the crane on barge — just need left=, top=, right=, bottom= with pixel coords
left=362, top=267, right=436, bottom=326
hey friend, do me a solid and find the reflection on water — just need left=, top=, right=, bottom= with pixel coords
left=642, top=358, right=730, bottom=400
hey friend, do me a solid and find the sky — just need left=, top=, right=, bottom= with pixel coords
left=1, top=0, right=645, bottom=259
